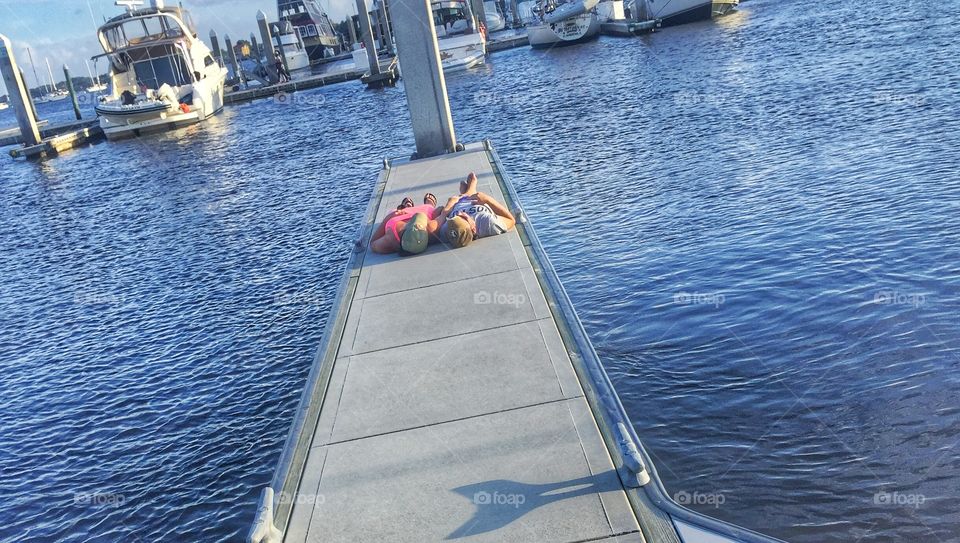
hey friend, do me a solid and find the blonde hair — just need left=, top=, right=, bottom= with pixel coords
left=446, top=216, right=473, bottom=248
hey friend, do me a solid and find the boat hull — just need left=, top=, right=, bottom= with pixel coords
left=285, top=50, right=312, bottom=72
left=712, top=0, right=738, bottom=16
left=437, top=32, right=487, bottom=73
left=528, top=13, right=601, bottom=48
left=100, top=110, right=203, bottom=140
left=485, top=12, right=506, bottom=32
left=97, top=72, right=226, bottom=141
left=650, top=0, right=738, bottom=27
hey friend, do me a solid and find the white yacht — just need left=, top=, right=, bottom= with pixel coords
left=641, top=0, right=738, bottom=27
left=272, top=20, right=311, bottom=72
left=92, top=0, right=227, bottom=140
left=527, top=0, right=601, bottom=48
left=432, top=0, right=487, bottom=72
left=0, top=102, right=9, bottom=111
left=483, top=1, right=507, bottom=32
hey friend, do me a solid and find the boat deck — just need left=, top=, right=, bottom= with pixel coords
left=279, top=142, right=645, bottom=542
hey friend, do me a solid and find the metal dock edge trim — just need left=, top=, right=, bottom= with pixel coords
left=483, top=140, right=785, bottom=543
left=249, top=160, right=392, bottom=543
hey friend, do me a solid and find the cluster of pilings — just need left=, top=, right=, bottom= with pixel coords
left=0, top=34, right=103, bottom=158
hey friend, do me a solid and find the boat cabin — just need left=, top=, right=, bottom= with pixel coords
left=432, top=0, right=474, bottom=36
left=94, top=8, right=218, bottom=94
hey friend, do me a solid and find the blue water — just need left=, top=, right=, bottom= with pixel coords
left=2, top=0, right=958, bottom=541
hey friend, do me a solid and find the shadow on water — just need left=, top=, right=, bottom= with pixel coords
left=446, top=471, right=623, bottom=538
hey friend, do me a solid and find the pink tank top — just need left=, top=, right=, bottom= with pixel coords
left=385, top=204, right=437, bottom=242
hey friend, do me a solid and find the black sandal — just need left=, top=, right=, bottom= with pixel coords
left=423, top=193, right=437, bottom=207
left=397, top=197, right=414, bottom=211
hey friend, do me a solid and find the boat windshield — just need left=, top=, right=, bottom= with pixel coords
left=432, top=0, right=468, bottom=26
left=119, top=45, right=194, bottom=89
left=100, top=13, right=187, bottom=52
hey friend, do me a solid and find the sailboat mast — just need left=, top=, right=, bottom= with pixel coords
left=26, top=47, right=41, bottom=93
left=45, top=58, right=56, bottom=93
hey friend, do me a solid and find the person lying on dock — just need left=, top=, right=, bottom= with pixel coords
left=370, top=193, right=440, bottom=255
left=438, top=172, right=516, bottom=248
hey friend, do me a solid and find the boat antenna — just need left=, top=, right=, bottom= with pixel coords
left=115, top=0, right=144, bottom=13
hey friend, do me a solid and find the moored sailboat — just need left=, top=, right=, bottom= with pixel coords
left=527, top=0, right=601, bottom=48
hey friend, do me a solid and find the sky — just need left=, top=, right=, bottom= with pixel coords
left=0, top=0, right=361, bottom=95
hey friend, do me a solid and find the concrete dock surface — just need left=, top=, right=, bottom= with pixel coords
left=282, top=142, right=645, bottom=542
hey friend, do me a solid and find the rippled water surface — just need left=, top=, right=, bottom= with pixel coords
left=2, top=0, right=958, bottom=541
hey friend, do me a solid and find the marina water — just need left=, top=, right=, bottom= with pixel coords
left=1, top=0, right=958, bottom=540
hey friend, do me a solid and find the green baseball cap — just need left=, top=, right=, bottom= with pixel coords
left=400, top=212, right=429, bottom=255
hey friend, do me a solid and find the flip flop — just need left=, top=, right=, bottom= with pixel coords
left=397, top=197, right=414, bottom=211
left=423, top=193, right=437, bottom=207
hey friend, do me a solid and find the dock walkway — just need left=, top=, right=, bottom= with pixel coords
left=252, top=142, right=780, bottom=543
left=277, top=142, right=646, bottom=542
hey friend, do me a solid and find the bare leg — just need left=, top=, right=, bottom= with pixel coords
left=459, top=172, right=478, bottom=196
left=371, top=221, right=405, bottom=254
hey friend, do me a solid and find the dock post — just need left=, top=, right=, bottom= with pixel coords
left=377, top=0, right=395, bottom=55
left=347, top=17, right=358, bottom=50
left=511, top=0, right=522, bottom=27
left=257, top=11, right=276, bottom=60
left=209, top=29, right=222, bottom=66
left=257, top=10, right=279, bottom=83
left=356, top=0, right=379, bottom=76
left=389, top=0, right=458, bottom=157
left=20, top=69, right=40, bottom=121
left=249, top=34, right=260, bottom=62
left=0, top=34, right=41, bottom=147
left=63, top=65, right=82, bottom=120
left=357, top=0, right=396, bottom=88
left=224, top=34, right=245, bottom=89
left=631, top=0, right=651, bottom=21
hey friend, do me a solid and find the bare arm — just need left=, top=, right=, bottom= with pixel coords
left=473, top=192, right=516, bottom=231
left=433, top=197, right=461, bottom=232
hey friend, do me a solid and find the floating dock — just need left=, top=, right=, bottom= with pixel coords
left=600, top=19, right=661, bottom=37
left=224, top=57, right=398, bottom=104
left=488, top=29, right=529, bottom=53
left=8, top=123, right=103, bottom=159
left=0, top=118, right=103, bottom=157
left=248, top=141, right=781, bottom=543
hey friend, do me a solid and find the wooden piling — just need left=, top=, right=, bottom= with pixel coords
left=257, top=11, right=275, bottom=60
left=224, top=34, right=244, bottom=88
left=209, top=29, right=222, bottom=65
left=0, top=34, right=41, bottom=147
left=63, top=65, right=82, bottom=120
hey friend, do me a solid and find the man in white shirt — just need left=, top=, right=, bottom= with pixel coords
left=437, top=172, right=516, bottom=248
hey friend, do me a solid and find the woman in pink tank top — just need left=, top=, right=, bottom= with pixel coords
left=370, top=194, right=440, bottom=254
